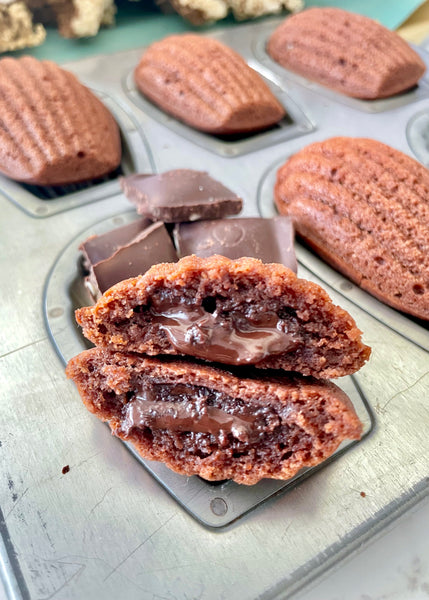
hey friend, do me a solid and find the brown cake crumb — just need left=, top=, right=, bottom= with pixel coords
left=75, top=255, right=371, bottom=378
left=66, top=349, right=363, bottom=485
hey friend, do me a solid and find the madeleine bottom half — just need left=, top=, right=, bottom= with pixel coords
left=66, top=349, right=362, bottom=485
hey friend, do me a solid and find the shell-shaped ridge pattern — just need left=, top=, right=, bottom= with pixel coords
left=0, top=56, right=122, bottom=186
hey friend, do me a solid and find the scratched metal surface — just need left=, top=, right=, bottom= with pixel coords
left=0, top=18, right=428, bottom=600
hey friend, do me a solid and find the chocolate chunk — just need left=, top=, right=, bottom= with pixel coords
left=120, top=170, right=243, bottom=222
left=80, top=217, right=152, bottom=268
left=81, top=220, right=178, bottom=299
left=174, top=217, right=297, bottom=272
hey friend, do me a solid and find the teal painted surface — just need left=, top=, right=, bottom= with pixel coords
left=3, top=1, right=425, bottom=63
left=5, top=10, right=195, bottom=63
left=304, top=0, right=425, bottom=29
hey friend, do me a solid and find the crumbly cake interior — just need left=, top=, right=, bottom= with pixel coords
left=76, top=256, right=370, bottom=378
left=66, top=350, right=362, bottom=485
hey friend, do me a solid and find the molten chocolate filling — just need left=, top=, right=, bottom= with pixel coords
left=121, top=383, right=263, bottom=442
left=150, top=304, right=298, bottom=364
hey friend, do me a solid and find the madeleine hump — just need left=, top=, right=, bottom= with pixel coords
left=274, top=137, right=429, bottom=320
left=134, top=34, right=286, bottom=134
left=268, top=7, right=426, bottom=99
left=0, top=56, right=121, bottom=185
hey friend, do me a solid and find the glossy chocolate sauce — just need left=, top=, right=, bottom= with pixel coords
left=122, top=384, right=258, bottom=441
left=150, top=304, right=298, bottom=364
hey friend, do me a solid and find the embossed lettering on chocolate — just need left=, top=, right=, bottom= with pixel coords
left=0, top=56, right=121, bottom=185
left=75, top=255, right=371, bottom=378
left=134, top=34, right=286, bottom=134
left=274, top=137, right=429, bottom=321
left=174, top=216, right=297, bottom=272
left=66, top=349, right=363, bottom=485
left=267, top=7, right=426, bottom=99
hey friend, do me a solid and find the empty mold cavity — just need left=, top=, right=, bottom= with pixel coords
left=407, top=108, right=429, bottom=166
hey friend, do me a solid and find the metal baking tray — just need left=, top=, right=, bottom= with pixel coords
left=1, top=16, right=429, bottom=600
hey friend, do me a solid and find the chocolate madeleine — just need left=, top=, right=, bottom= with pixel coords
left=66, top=349, right=363, bottom=485
left=267, top=8, right=426, bottom=99
left=274, top=137, right=429, bottom=320
left=0, top=56, right=121, bottom=185
left=134, top=34, right=286, bottom=134
left=75, top=255, right=370, bottom=378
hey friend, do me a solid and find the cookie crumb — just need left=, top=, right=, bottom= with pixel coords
left=62, top=465, right=70, bottom=475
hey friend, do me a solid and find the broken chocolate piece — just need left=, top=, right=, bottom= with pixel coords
left=75, top=255, right=371, bottom=378
left=82, top=221, right=178, bottom=299
left=174, top=216, right=297, bottom=272
left=80, top=217, right=152, bottom=268
left=66, top=349, right=363, bottom=485
left=120, top=170, right=242, bottom=222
